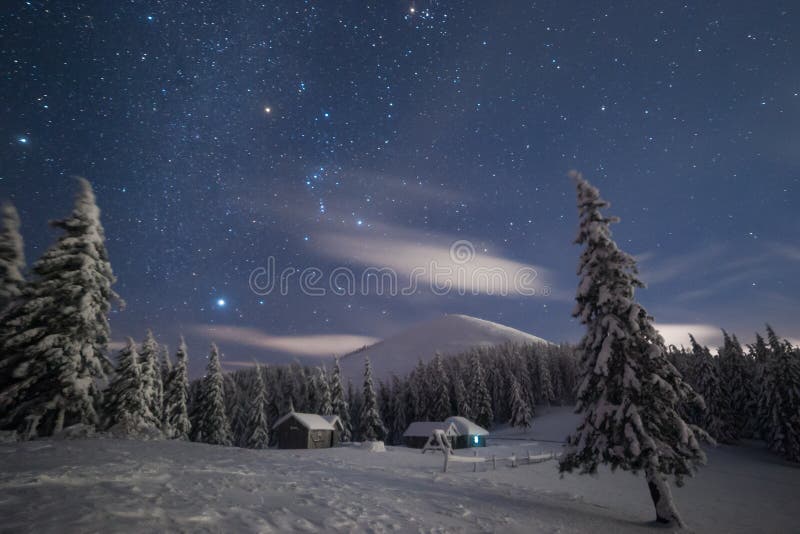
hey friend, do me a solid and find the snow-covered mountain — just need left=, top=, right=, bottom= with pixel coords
left=338, top=314, right=549, bottom=384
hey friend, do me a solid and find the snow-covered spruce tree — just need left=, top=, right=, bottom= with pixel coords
left=689, top=335, right=731, bottom=443
left=717, top=331, right=752, bottom=440
left=452, top=373, right=472, bottom=419
left=359, top=357, right=385, bottom=441
left=163, top=337, right=191, bottom=439
left=391, top=375, right=408, bottom=445
left=317, top=366, right=333, bottom=416
left=558, top=172, right=707, bottom=527
left=759, top=328, right=800, bottom=462
left=0, top=202, right=25, bottom=313
left=468, top=351, right=493, bottom=429
left=0, top=178, right=121, bottom=438
left=160, top=344, right=172, bottom=388
left=508, top=375, right=532, bottom=429
left=330, top=357, right=351, bottom=441
left=194, top=343, right=232, bottom=446
left=139, top=330, right=163, bottom=425
left=429, top=352, right=452, bottom=421
left=224, top=372, right=246, bottom=447
left=244, top=365, right=269, bottom=449
left=104, top=338, right=156, bottom=433
left=537, top=352, right=555, bottom=406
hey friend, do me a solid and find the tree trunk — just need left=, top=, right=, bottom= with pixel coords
left=645, top=463, right=684, bottom=528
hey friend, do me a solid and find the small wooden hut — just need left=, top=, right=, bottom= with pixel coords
left=445, top=416, right=489, bottom=448
left=272, top=411, right=338, bottom=449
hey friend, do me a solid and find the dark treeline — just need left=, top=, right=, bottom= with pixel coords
left=666, top=327, right=800, bottom=462
left=201, top=342, right=579, bottom=448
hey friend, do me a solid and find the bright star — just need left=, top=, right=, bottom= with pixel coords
left=356, top=219, right=364, bottom=226
left=264, top=106, right=272, bottom=114
left=17, top=136, right=28, bottom=145
left=216, top=298, right=226, bottom=307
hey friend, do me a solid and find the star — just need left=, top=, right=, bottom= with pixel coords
left=17, top=136, right=29, bottom=145
left=263, top=106, right=272, bottom=114
left=216, top=298, right=226, bottom=307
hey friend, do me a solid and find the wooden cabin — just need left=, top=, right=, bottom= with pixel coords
left=402, top=421, right=459, bottom=449
left=272, top=412, right=339, bottom=449
left=445, top=416, right=489, bottom=448
left=321, top=415, right=344, bottom=446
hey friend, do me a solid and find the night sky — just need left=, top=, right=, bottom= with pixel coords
left=2, top=1, right=798, bottom=374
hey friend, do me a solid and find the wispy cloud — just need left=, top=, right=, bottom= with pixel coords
left=309, top=221, right=559, bottom=298
left=189, top=324, right=379, bottom=358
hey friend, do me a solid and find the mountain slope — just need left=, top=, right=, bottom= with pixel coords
left=339, top=314, right=549, bottom=384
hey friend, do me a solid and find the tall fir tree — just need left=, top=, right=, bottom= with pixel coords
left=537, top=353, right=555, bottom=405
left=429, top=353, right=452, bottom=421
left=558, top=173, right=707, bottom=527
left=390, top=375, right=408, bottom=445
left=468, top=351, right=493, bottom=429
left=0, top=179, right=120, bottom=438
left=140, top=330, right=163, bottom=425
left=689, top=335, right=731, bottom=443
left=244, top=365, right=270, bottom=449
left=163, top=337, right=191, bottom=439
left=104, top=338, right=154, bottom=432
left=160, top=344, right=172, bottom=388
left=358, top=357, right=385, bottom=441
left=452, top=373, right=472, bottom=419
left=330, top=357, right=351, bottom=441
left=0, top=202, right=25, bottom=313
left=717, top=331, right=752, bottom=440
left=508, top=374, right=532, bottom=428
left=194, top=343, right=232, bottom=446
left=317, top=366, right=333, bottom=416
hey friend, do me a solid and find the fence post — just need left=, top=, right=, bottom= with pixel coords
left=443, top=451, right=449, bottom=473
left=492, top=455, right=496, bottom=470
left=511, top=453, right=517, bottom=468
left=473, top=450, right=478, bottom=472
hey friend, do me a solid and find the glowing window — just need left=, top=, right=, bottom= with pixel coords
left=473, top=435, right=480, bottom=445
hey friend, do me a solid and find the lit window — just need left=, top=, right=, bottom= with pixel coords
left=473, top=435, right=480, bottom=445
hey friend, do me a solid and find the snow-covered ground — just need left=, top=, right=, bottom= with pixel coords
left=1, top=407, right=797, bottom=533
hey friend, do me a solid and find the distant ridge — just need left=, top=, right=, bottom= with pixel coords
left=338, top=314, right=549, bottom=383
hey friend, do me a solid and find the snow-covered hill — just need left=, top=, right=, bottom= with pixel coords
left=339, top=314, right=550, bottom=383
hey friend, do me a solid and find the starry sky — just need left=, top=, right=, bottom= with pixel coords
left=2, top=1, right=799, bottom=374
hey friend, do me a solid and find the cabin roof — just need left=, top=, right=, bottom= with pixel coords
left=403, top=421, right=459, bottom=437
left=444, top=416, right=489, bottom=436
left=321, top=415, right=343, bottom=429
left=272, top=411, right=336, bottom=431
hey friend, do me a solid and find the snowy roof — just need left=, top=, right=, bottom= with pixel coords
left=444, top=416, right=489, bottom=436
left=403, top=422, right=459, bottom=438
left=321, top=415, right=343, bottom=429
left=272, top=412, right=336, bottom=431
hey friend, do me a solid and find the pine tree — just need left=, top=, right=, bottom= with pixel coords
left=317, top=366, right=333, bottom=416
left=390, top=375, right=408, bottom=445
left=104, top=338, right=154, bottom=433
left=163, top=337, right=191, bottom=440
left=717, top=331, right=752, bottom=440
left=760, top=327, right=800, bottom=462
left=140, top=330, right=163, bottom=425
left=0, top=178, right=120, bottom=438
left=689, top=335, right=731, bottom=443
left=195, top=343, right=232, bottom=446
left=160, top=344, right=172, bottom=387
left=429, top=352, right=452, bottom=421
left=468, top=351, right=493, bottom=428
left=508, top=374, right=532, bottom=429
left=330, top=357, right=351, bottom=441
left=359, top=357, right=385, bottom=441
left=452, top=373, right=472, bottom=419
left=244, top=365, right=270, bottom=449
left=537, top=352, right=555, bottom=406
left=558, top=173, right=707, bottom=527
left=0, top=202, right=25, bottom=313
